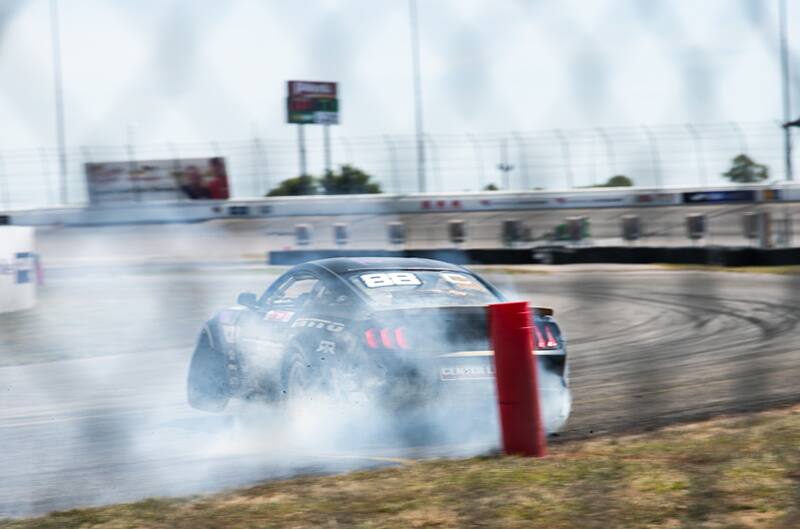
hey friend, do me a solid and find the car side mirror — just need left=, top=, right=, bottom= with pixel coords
left=237, top=292, right=258, bottom=310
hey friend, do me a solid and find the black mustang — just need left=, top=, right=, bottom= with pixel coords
left=187, top=257, right=571, bottom=431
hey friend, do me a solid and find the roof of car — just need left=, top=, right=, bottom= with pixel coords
left=304, top=257, right=467, bottom=275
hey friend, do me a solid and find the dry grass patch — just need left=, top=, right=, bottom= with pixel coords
left=5, top=405, right=800, bottom=528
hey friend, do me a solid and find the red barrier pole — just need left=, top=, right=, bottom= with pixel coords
left=489, top=301, right=547, bottom=457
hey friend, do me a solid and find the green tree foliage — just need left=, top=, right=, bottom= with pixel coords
left=722, top=154, right=769, bottom=183
left=266, top=174, right=318, bottom=196
left=319, top=164, right=381, bottom=194
left=603, top=175, right=634, bottom=187
left=483, top=183, right=499, bottom=191
left=582, top=175, right=634, bottom=188
left=266, top=165, right=381, bottom=196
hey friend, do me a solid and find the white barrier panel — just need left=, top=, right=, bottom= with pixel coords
left=0, top=227, right=37, bottom=313
left=5, top=183, right=800, bottom=227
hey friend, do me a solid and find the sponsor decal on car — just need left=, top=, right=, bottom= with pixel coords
left=316, top=340, right=336, bottom=355
left=292, top=318, right=345, bottom=332
left=440, top=272, right=483, bottom=290
left=265, top=310, right=294, bottom=322
left=359, top=272, right=422, bottom=288
left=440, top=365, right=495, bottom=381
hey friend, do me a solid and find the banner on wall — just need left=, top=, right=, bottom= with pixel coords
left=85, top=157, right=230, bottom=204
left=0, top=226, right=38, bottom=313
left=681, top=190, right=757, bottom=204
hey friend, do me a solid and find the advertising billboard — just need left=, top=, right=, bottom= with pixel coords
left=681, top=190, right=757, bottom=204
left=286, top=80, right=339, bottom=124
left=85, top=157, right=230, bottom=204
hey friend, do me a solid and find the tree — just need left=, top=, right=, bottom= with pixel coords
left=602, top=175, right=633, bottom=187
left=266, top=174, right=318, bottom=196
left=319, top=165, right=381, bottom=194
left=483, top=183, right=499, bottom=191
left=265, top=165, right=381, bottom=197
left=722, top=154, right=769, bottom=183
left=582, top=175, right=633, bottom=188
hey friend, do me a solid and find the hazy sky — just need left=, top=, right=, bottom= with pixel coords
left=0, top=0, right=797, bottom=151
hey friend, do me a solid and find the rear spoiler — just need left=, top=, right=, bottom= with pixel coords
left=532, top=306, right=554, bottom=317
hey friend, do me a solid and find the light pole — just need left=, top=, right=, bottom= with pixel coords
left=779, top=0, right=794, bottom=181
left=297, top=125, right=307, bottom=176
left=50, top=0, right=69, bottom=204
left=497, top=138, right=514, bottom=190
left=50, top=0, right=68, bottom=204
left=467, top=133, right=486, bottom=190
left=383, top=135, right=399, bottom=193
left=511, top=131, right=529, bottom=189
left=595, top=127, right=617, bottom=178
left=685, top=123, right=708, bottom=187
left=728, top=121, right=748, bottom=155
left=408, top=0, right=426, bottom=193
left=641, top=125, right=662, bottom=188
left=553, top=129, right=574, bottom=188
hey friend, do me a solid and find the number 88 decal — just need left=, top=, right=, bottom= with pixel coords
left=360, top=272, right=422, bottom=288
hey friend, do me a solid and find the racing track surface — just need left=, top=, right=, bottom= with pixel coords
left=2, top=265, right=800, bottom=517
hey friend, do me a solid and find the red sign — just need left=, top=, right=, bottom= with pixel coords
left=288, top=81, right=337, bottom=98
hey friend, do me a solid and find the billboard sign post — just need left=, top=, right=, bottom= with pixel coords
left=287, top=81, right=339, bottom=176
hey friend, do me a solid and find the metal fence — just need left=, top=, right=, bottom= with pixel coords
left=0, top=120, right=793, bottom=210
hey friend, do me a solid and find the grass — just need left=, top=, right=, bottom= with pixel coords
left=5, top=405, right=800, bottom=529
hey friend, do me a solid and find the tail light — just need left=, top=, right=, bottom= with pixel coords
left=544, top=325, right=558, bottom=348
left=364, top=328, right=379, bottom=349
left=364, top=327, right=409, bottom=350
left=532, top=325, right=546, bottom=349
left=531, top=323, right=560, bottom=350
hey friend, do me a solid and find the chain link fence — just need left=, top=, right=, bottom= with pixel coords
left=0, top=120, right=792, bottom=210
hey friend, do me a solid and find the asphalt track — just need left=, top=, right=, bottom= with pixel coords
left=2, top=264, right=800, bottom=517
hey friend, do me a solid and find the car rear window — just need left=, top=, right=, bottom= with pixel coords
left=348, top=270, right=499, bottom=308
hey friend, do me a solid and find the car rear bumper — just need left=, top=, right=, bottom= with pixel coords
left=370, top=352, right=571, bottom=433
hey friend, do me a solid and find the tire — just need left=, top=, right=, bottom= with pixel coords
left=187, top=333, right=230, bottom=412
left=282, top=352, right=322, bottom=403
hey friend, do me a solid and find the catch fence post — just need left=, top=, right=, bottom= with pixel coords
left=489, top=301, right=547, bottom=457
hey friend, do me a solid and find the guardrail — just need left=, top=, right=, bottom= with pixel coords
left=3, top=183, right=799, bottom=227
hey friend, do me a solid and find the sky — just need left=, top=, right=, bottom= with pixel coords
left=0, top=0, right=798, bottom=199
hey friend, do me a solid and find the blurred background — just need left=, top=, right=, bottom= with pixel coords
left=0, top=0, right=798, bottom=206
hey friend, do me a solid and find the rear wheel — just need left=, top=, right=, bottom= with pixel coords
left=283, top=349, right=337, bottom=404
left=187, top=333, right=230, bottom=412
left=283, top=353, right=320, bottom=401
left=286, top=357, right=311, bottom=398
